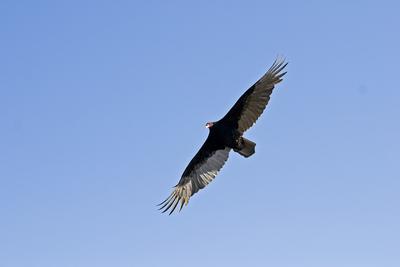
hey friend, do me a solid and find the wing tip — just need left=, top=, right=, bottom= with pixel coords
left=259, top=56, right=288, bottom=85
left=270, top=56, right=288, bottom=74
left=158, top=185, right=191, bottom=215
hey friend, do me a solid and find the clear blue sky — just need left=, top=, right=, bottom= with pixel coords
left=1, top=1, right=399, bottom=266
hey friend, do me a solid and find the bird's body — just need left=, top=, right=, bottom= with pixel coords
left=208, top=121, right=240, bottom=150
left=207, top=120, right=255, bottom=157
left=159, top=58, right=288, bottom=214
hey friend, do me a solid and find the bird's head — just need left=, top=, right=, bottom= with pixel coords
left=205, top=122, right=214, bottom=129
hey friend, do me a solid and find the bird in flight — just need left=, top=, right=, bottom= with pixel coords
left=159, top=58, right=288, bottom=214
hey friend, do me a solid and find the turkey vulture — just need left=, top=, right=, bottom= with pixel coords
left=159, top=58, right=287, bottom=214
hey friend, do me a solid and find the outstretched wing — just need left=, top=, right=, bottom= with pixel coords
left=220, top=58, right=287, bottom=133
left=159, top=136, right=231, bottom=215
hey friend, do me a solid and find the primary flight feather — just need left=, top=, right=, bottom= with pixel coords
left=159, top=58, right=288, bottom=214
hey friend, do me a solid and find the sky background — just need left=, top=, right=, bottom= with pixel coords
left=1, top=1, right=399, bottom=266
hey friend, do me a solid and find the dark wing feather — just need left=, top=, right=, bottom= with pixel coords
left=159, top=136, right=231, bottom=215
left=220, top=58, right=287, bottom=133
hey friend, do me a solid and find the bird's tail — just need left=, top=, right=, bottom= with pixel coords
left=237, top=137, right=256, bottom=158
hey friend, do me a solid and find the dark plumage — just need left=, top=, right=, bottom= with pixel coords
left=159, top=58, right=287, bottom=214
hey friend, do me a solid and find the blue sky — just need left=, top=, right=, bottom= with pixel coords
left=1, top=1, right=399, bottom=266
